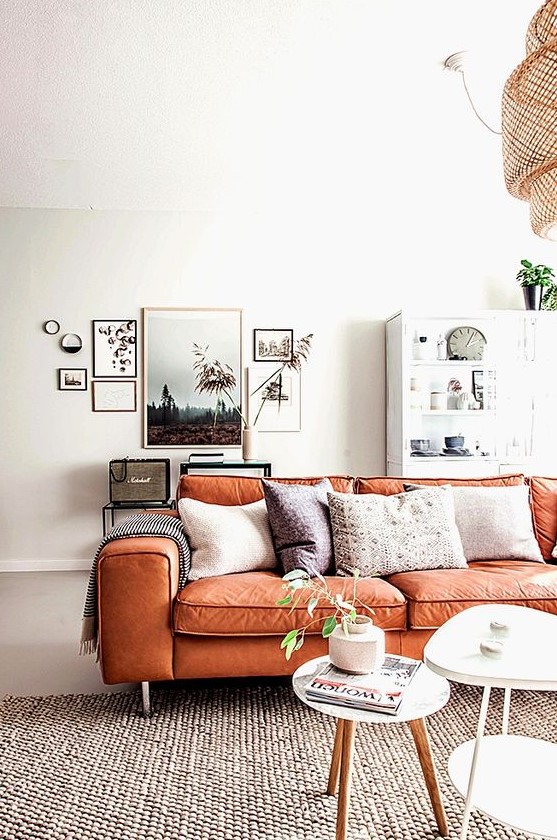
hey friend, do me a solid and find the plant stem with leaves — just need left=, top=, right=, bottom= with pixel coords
left=277, top=568, right=375, bottom=660
left=192, top=343, right=248, bottom=426
left=251, top=334, right=314, bottom=425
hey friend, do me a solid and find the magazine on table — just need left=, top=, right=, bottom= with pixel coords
left=188, top=452, right=225, bottom=463
left=305, top=655, right=421, bottom=715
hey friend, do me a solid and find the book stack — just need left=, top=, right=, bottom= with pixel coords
left=305, top=655, right=421, bottom=715
left=188, top=452, right=225, bottom=463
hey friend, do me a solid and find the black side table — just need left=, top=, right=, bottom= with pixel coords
left=179, top=460, right=272, bottom=477
left=102, top=500, right=176, bottom=536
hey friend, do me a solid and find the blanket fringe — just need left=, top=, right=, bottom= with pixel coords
left=79, top=639, right=97, bottom=656
left=80, top=616, right=97, bottom=656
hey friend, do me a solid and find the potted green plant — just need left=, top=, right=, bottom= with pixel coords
left=277, top=568, right=384, bottom=674
left=516, top=259, right=555, bottom=310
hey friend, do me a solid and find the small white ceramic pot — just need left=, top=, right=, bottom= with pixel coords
left=328, top=616, right=385, bottom=674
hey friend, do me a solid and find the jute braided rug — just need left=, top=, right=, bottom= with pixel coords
left=1, top=680, right=555, bottom=840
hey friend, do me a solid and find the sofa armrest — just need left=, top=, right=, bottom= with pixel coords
left=97, top=536, right=180, bottom=684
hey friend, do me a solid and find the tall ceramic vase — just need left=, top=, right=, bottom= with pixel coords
left=242, top=425, right=258, bottom=461
left=328, top=616, right=385, bottom=674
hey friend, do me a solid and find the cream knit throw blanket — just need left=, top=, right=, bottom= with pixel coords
left=80, top=512, right=191, bottom=655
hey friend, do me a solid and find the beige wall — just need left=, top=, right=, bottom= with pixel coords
left=1, top=0, right=554, bottom=570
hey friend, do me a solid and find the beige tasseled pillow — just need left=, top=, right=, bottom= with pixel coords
left=328, top=485, right=467, bottom=577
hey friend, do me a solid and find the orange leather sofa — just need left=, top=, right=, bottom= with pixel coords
left=96, top=473, right=557, bottom=688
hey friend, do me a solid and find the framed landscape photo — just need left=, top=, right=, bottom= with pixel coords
left=144, top=307, right=243, bottom=448
left=92, top=319, right=137, bottom=378
left=92, top=380, right=137, bottom=412
left=247, top=365, right=301, bottom=432
left=253, top=328, right=293, bottom=362
left=58, top=368, right=87, bottom=391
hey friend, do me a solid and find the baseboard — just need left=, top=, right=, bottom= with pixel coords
left=0, top=559, right=92, bottom=573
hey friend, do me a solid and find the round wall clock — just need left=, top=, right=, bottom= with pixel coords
left=446, top=326, right=487, bottom=360
left=43, top=319, right=60, bottom=335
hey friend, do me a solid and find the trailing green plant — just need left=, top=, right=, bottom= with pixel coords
left=277, top=568, right=375, bottom=660
left=516, top=259, right=555, bottom=288
left=542, top=284, right=557, bottom=311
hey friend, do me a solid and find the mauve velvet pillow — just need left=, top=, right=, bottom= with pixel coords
left=262, top=478, right=335, bottom=575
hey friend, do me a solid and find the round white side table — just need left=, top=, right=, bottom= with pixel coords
left=293, top=655, right=450, bottom=840
left=424, top=603, right=557, bottom=840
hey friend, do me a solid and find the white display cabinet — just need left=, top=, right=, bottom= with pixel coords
left=386, top=310, right=557, bottom=478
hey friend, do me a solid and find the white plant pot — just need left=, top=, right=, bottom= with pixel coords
left=328, top=616, right=385, bottom=674
left=242, top=426, right=258, bottom=460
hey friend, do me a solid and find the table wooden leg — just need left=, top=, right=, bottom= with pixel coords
left=408, top=717, right=448, bottom=837
left=336, top=720, right=357, bottom=840
left=327, top=719, right=345, bottom=795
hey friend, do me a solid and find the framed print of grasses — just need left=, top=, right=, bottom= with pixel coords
left=247, top=365, right=301, bottom=431
left=144, top=307, right=243, bottom=448
left=92, top=319, right=137, bottom=377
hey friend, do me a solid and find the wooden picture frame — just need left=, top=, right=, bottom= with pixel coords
left=92, top=319, right=137, bottom=378
left=144, top=307, right=243, bottom=448
left=253, top=328, right=293, bottom=362
left=247, top=365, right=301, bottom=432
left=472, top=369, right=484, bottom=408
left=58, top=368, right=87, bottom=390
left=92, top=380, right=137, bottom=412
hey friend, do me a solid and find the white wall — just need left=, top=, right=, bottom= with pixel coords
left=1, top=0, right=555, bottom=568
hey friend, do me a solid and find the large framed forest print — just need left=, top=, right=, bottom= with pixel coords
left=143, top=308, right=243, bottom=448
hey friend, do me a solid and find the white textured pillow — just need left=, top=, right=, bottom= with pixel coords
left=328, top=485, right=467, bottom=577
left=178, top=497, right=277, bottom=580
left=451, top=485, right=543, bottom=562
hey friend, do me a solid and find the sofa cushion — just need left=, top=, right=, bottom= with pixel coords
left=355, top=473, right=526, bottom=496
left=404, top=483, right=544, bottom=563
left=529, top=476, right=557, bottom=560
left=262, top=478, right=335, bottom=575
left=177, top=474, right=354, bottom=504
left=173, top=570, right=408, bottom=635
left=388, top=561, right=557, bottom=629
left=178, top=497, right=277, bottom=579
left=328, top=486, right=467, bottom=577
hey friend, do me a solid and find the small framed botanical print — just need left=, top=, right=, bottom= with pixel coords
left=247, top=365, right=301, bottom=431
left=92, top=379, right=137, bottom=412
left=58, top=368, right=87, bottom=390
left=253, top=329, right=293, bottom=362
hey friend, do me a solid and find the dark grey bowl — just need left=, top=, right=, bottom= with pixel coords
left=445, top=435, right=464, bottom=448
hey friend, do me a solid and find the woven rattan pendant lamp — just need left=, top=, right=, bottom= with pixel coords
left=501, top=0, right=557, bottom=241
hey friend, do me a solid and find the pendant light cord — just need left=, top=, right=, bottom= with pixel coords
left=460, top=72, right=502, bottom=136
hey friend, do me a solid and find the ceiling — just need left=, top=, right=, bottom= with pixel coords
left=0, top=0, right=543, bottom=210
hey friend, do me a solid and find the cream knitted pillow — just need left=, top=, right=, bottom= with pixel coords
left=178, top=497, right=277, bottom=580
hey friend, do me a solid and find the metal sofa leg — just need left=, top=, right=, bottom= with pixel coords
left=141, top=681, right=151, bottom=718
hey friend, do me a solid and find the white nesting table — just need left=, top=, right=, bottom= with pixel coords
left=424, top=603, right=557, bottom=840
left=293, top=655, right=450, bottom=840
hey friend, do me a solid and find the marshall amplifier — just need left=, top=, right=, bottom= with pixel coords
left=109, top=458, right=171, bottom=505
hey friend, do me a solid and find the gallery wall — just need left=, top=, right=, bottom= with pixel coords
left=1, top=0, right=555, bottom=568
